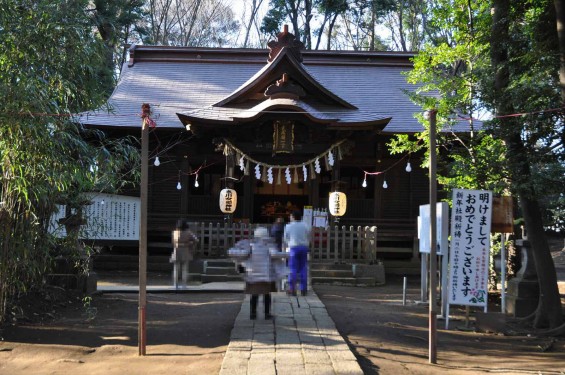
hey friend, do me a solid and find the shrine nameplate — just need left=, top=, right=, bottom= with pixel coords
left=273, top=120, right=294, bottom=154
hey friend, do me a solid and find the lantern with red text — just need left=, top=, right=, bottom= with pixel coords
left=219, top=188, right=237, bottom=214
left=328, top=191, right=347, bottom=217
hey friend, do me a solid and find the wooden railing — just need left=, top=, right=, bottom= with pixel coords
left=186, top=222, right=378, bottom=262
left=310, top=225, right=377, bottom=262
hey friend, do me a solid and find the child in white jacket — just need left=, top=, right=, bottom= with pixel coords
left=228, top=226, right=287, bottom=319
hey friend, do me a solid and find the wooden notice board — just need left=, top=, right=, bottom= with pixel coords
left=491, top=196, right=513, bottom=233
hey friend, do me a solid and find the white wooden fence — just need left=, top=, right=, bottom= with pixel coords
left=187, top=222, right=377, bottom=262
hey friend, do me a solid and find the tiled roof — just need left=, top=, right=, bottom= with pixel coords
left=78, top=46, right=473, bottom=133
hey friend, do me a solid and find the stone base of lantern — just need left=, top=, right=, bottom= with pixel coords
left=505, top=240, right=539, bottom=317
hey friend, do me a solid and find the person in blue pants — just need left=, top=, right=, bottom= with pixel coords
left=283, top=210, right=311, bottom=296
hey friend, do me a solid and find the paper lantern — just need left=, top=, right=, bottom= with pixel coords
left=219, top=188, right=237, bottom=214
left=328, top=191, right=347, bottom=217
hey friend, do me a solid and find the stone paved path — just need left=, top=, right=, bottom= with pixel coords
left=220, top=291, right=364, bottom=375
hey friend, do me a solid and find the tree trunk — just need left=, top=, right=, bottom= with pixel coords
left=398, top=2, right=407, bottom=52
left=370, top=4, right=376, bottom=51
left=304, top=0, right=312, bottom=49
left=521, top=194, right=563, bottom=328
left=555, top=0, right=565, bottom=102
left=492, top=0, right=563, bottom=329
left=243, top=0, right=263, bottom=48
left=315, top=14, right=329, bottom=50
left=286, top=0, right=301, bottom=43
left=327, top=13, right=339, bottom=50
left=184, top=0, right=202, bottom=46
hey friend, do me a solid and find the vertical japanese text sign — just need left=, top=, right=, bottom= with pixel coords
left=448, top=189, right=493, bottom=306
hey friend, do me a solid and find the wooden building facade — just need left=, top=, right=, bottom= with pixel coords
left=81, top=28, right=458, bottom=256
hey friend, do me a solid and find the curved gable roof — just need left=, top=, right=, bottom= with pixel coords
left=214, top=46, right=356, bottom=109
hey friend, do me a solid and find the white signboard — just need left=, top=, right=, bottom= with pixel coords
left=303, top=206, right=313, bottom=227
left=418, top=202, right=449, bottom=255
left=50, top=193, right=140, bottom=240
left=448, top=189, right=492, bottom=306
left=313, top=209, right=328, bottom=228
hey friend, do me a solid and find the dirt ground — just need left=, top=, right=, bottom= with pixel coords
left=1, top=238, right=564, bottom=375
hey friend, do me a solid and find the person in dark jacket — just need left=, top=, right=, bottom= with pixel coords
left=270, top=217, right=285, bottom=251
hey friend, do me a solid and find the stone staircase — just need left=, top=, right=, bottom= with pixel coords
left=310, top=262, right=385, bottom=286
left=92, top=254, right=243, bottom=283
left=93, top=254, right=400, bottom=286
left=201, top=259, right=243, bottom=283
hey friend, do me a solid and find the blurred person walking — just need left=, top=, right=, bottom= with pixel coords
left=284, top=210, right=311, bottom=296
left=270, top=217, right=285, bottom=251
left=171, top=220, right=198, bottom=289
left=228, top=227, right=287, bottom=319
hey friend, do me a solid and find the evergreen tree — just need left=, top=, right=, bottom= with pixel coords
left=0, top=0, right=139, bottom=323
left=392, top=0, right=564, bottom=331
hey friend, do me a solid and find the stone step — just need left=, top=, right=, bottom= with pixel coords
left=310, top=263, right=352, bottom=271
left=186, top=273, right=202, bottom=282
left=201, top=274, right=244, bottom=283
left=204, top=259, right=237, bottom=268
left=205, top=266, right=238, bottom=276
left=311, top=276, right=357, bottom=285
left=310, top=269, right=354, bottom=278
left=355, top=277, right=378, bottom=286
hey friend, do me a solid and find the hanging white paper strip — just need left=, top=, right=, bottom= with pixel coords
left=254, top=164, right=261, bottom=179
left=239, top=155, right=245, bottom=171
left=267, top=167, right=273, bottom=184
left=315, top=158, right=321, bottom=173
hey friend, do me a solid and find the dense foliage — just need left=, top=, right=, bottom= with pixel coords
left=0, top=1, right=139, bottom=323
left=389, top=0, right=564, bottom=329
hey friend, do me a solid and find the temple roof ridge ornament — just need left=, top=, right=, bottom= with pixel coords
left=268, top=25, right=304, bottom=63
left=264, top=73, right=306, bottom=99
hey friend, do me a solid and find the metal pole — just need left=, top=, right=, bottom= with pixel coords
left=138, top=104, right=149, bottom=356
left=500, top=233, right=506, bottom=313
left=403, top=276, right=407, bottom=306
left=428, top=109, right=438, bottom=364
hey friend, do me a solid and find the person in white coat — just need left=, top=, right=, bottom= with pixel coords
left=228, top=226, right=287, bottom=320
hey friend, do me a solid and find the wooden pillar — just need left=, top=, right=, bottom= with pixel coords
left=226, top=155, right=235, bottom=225
left=243, top=175, right=253, bottom=221
left=373, top=172, right=381, bottom=219
left=331, top=158, right=341, bottom=189
left=309, top=173, right=320, bottom=208
left=428, top=109, right=438, bottom=364
left=374, top=140, right=383, bottom=219
left=227, top=155, right=235, bottom=188
left=138, top=104, right=149, bottom=356
left=181, top=155, right=189, bottom=216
